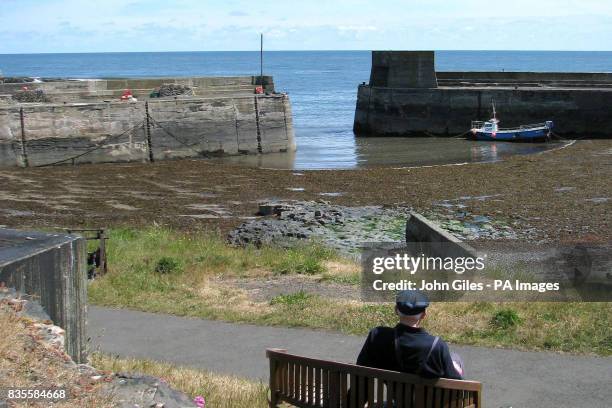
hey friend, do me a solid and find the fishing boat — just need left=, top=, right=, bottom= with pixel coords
left=470, top=102, right=553, bottom=142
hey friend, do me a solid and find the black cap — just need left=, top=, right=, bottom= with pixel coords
left=396, top=290, right=429, bottom=315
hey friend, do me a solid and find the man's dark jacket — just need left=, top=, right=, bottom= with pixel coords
left=356, top=324, right=462, bottom=380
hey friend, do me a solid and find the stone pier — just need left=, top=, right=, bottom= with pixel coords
left=0, top=76, right=295, bottom=167
left=354, top=51, right=612, bottom=138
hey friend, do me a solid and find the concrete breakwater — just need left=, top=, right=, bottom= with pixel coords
left=354, top=51, right=612, bottom=138
left=0, top=76, right=295, bottom=167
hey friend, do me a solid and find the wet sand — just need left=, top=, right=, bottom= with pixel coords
left=0, top=140, right=610, bottom=243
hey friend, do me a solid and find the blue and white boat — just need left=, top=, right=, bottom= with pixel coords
left=470, top=103, right=553, bottom=142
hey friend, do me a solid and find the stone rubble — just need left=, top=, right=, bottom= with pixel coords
left=106, top=373, right=197, bottom=408
left=156, top=83, right=194, bottom=97
left=0, top=285, right=197, bottom=408
left=12, top=89, right=51, bottom=103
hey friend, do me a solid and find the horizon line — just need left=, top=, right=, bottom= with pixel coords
left=2, top=49, right=612, bottom=56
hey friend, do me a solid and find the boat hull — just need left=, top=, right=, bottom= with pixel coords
left=472, top=127, right=551, bottom=142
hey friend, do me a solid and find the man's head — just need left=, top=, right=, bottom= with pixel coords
left=395, top=290, right=429, bottom=327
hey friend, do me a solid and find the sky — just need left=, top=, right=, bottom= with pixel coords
left=0, top=0, right=611, bottom=53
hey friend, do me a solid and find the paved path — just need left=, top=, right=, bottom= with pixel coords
left=89, top=306, right=611, bottom=408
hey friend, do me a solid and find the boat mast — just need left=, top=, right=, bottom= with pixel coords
left=492, top=99, right=497, bottom=120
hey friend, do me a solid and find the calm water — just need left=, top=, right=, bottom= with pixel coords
left=1, top=51, right=610, bottom=169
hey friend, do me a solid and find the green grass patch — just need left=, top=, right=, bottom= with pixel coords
left=89, top=227, right=612, bottom=356
left=155, top=256, right=182, bottom=275
left=491, top=309, right=522, bottom=330
left=270, top=291, right=313, bottom=306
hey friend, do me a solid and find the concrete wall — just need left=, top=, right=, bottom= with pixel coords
left=0, top=229, right=87, bottom=363
left=0, top=93, right=295, bottom=167
left=437, top=71, right=612, bottom=84
left=354, top=85, right=612, bottom=137
left=355, top=51, right=612, bottom=137
left=370, top=51, right=437, bottom=88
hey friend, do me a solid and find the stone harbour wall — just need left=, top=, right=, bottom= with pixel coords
left=354, top=51, right=612, bottom=138
left=354, top=85, right=612, bottom=137
left=0, top=93, right=295, bottom=167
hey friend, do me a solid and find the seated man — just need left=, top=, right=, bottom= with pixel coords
left=357, top=289, right=464, bottom=379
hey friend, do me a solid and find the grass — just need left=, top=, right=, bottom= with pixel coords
left=91, top=354, right=268, bottom=408
left=89, top=227, right=612, bottom=356
left=0, top=305, right=114, bottom=408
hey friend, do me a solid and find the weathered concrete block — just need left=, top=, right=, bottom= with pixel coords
left=405, top=212, right=477, bottom=259
left=370, top=51, right=438, bottom=89
left=0, top=229, right=87, bottom=363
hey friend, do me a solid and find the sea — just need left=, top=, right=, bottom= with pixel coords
left=1, top=51, right=611, bottom=169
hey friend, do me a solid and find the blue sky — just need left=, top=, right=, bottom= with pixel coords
left=1, top=0, right=611, bottom=53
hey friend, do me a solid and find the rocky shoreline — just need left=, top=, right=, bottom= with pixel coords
left=228, top=200, right=536, bottom=255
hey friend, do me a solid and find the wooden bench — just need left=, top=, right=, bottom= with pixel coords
left=267, top=349, right=482, bottom=408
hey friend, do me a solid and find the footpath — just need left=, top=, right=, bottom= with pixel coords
left=89, top=306, right=611, bottom=408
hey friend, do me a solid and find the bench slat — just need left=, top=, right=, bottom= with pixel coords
left=442, top=388, right=450, bottom=408
left=358, top=376, right=366, bottom=408
left=428, top=385, right=436, bottom=407
left=405, top=383, right=414, bottom=408
left=376, top=377, right=384, bottom=408
left=434, top=387, right=442, bottom=408
left=415, top=385, right=425, bottom=407
left=394, top=381, right=403, bottom=408
left=367, top=377, right=375, bottom=407
left=467, top=390, right=475, bottom=407
left=322, top=368, right=329, bottom=407
left=307, top=365, right=313, bottom=405
left=349, top=373, right=356, bottom=407
left=270, top=357, right=278, bottom=407
left=290, top=362, right=295, bottom=400
left=282, top=361, right=288, bottom=397
left=338, top=372, right=347, bottom=408
left=315, top=367, right=322, bottom=406
left=300, top=363, right=307, bottom=403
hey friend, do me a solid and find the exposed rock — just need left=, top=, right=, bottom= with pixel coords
left=0, top=286, right=52, bottom=321
left=33, top=322, right=66, bottom=349
left=229, top=200, right=413, bottom=254
left=229, top=200, right=534, bottom=254
left=104, top=373, right=197, bottom=408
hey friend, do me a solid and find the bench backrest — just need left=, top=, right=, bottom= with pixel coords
left=267, top=349, right=482, bottom=408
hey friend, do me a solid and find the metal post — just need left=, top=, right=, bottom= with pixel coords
left=98, top=229, right=107, bottom=275
left=260, top=33, right=264, bottom=88
left=144, top=102, right=154, bottom=162
left=254, top=96, right=263, bottom=153
left=19, top=107, right=29, bottom=167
